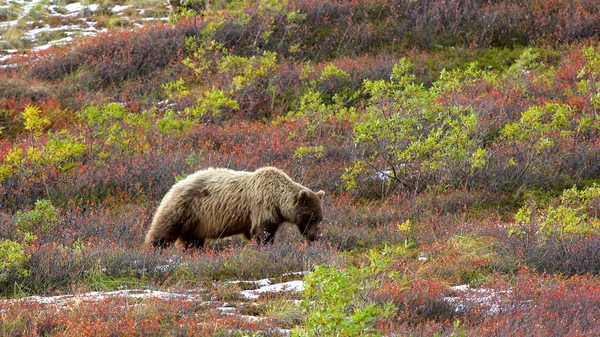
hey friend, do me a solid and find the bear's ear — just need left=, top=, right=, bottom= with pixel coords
left=316, top=190, right=325, bottom=200
left=298, top=190, right=310, bottom=203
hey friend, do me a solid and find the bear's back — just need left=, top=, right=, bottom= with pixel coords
left=181, top=167, right=250, bottom=186
left=177, top=168, right=254, bottom=201
left=175, top=168, right=255, bottom=238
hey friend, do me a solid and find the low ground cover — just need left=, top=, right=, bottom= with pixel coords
left=2, top=0, right=600, bottom=335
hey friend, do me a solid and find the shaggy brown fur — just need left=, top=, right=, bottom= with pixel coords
left=144, top=167, right=325, bottom=249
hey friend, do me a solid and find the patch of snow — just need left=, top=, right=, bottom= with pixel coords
left=444, top=284, right=512, bottom=315
left=142, top=17, right=170, bottom=21
left=283, top=271, right=308, bottom=277
left=154, top=264, right=175, bottom=273
left=240, top=280, right=305, bottom=300
left=217, top=306, right=236, bottom=313
left=2, top=289, right=202, bottom=309
left=225, top=271, right=307, bottom=290
left=112, top=5, right=132, bottom=13
left=450, top=284, right=470, bottom=292
left=29, top=35, right=78, bottom=52
left=0, top=53, right=15, bottom=65
left=227, top=277, right=272, bottom=288
left=49, top=36, right=76, bottom=47
left=0, top=0, right=165, bottom=63
left=494, top=223, right=509, bottom=229
left=64, top=2, right=83, bottom=13
left=31, top=43, right=53, bottom=51
left=23, top=23, right=99, bottom=42
left=375, top=170, right=393, bottom=181
left=272, top=328, right=293, bottom=336
left=0, top=0, right=44, bottom=29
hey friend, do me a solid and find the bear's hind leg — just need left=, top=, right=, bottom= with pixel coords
left=264, top=232, right=276, bottom=244
left=145, top=211, right=185, bottom=249
left=178, top=236, right=205, bottom=249
left=191, top=238, right=205, bottom=249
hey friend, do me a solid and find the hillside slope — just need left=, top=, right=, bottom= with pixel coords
left=2, top=1, right=600, bottom=336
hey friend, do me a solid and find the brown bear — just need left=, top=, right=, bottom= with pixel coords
left=144, top=167, right=325, bottom=248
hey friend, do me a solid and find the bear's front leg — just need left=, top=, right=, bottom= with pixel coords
left=263, top=231, right=276, bottom=244
left=178, top=237, right=205, bottom=249
left=251, top=221, right=279, bottom=244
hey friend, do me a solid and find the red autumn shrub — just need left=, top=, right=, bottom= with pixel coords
left=477, top=272, right=600, bottom=336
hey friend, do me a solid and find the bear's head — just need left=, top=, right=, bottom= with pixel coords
left=293, top=189, right=325, bottom=242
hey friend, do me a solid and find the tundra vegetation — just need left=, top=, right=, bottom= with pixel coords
left=2, top=0, right=600, bottom=336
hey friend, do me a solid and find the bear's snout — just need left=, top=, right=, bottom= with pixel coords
left=302, top=223, right=322, bottom=242
left=306, top=233, right=318, bottom=242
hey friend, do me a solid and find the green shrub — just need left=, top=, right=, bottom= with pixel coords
left=156, top=110, right=193, bottom=136
left=79, top=103, right=155, bottom=159
left=510, top=185, right=600, bottom=243
left=162, top=78, right=190, bottom=99
left=183, top=88, right=239, bottom=119
left=578, top=45, right=600, bottom=110
left=344, top=58, right=485, bottom=194
left=0, top=106, right=85, bottom=184
left=0, top=234, right=35, bottom=282
left=293, top=246, right=399, bottom=337
left=14, top=199, right=60, bottom=235
left=501, top=102, right=576, bottom=179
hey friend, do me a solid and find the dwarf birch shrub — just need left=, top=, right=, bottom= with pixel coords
left=287, top=63, right=357, bottom=141
left=344, top=59, right=486, bottom=195
left=156, top=110, right=193, bottom=137
left=218, top=51, right=279, bottom=92
left=577, top=45, right=600, bottom=110
left=162, top=78, right=190, bottom=100
left=0, top=238, right=31, bottom=282
left=184, top=88, right=239, bottom=120
left=293, top=246, right=399, bottom=337
left=14, top=199, right=59, bottom=235
left=184, top=39, right=284, bottom=118
left=510, top=185, right=600, bottom=243
left=0, top=106, right=85, bottom=187
left=79, top=103, right=155, bottom=160
left=508, top=185, right=600, bottom=275
left=501, top=102, right=574, bottom=177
